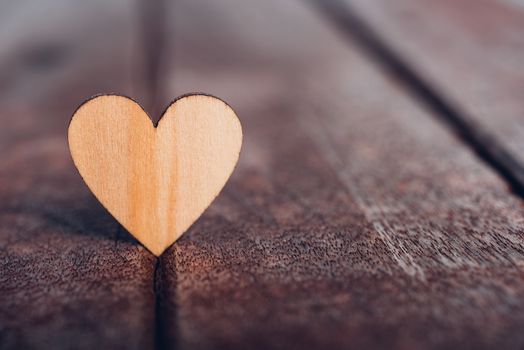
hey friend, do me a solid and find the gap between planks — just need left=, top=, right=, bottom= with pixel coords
left=139, top=0, right=169, bottom=120
left=307, top=0, right=524, bottom=198
left=154, top=256, right=169, bottom=350
left=138, top=0, right=175, bottom=349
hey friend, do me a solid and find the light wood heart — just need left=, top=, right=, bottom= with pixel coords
left=68, top=94, right=242, bottom=256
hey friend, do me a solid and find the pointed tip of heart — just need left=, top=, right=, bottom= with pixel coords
left=147, top=243, right=169, bottom=257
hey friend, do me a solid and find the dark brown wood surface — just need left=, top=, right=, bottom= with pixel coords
left=341, top=0, right=524, bottom=192
left=0, top=2, right=156, bottom=349
left=158, top=0, right=524, bottom=349
left=2, top=0, right=524, bottom=349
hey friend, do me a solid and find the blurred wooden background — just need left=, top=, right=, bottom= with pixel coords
left=2, top=0, right=524, bottom=349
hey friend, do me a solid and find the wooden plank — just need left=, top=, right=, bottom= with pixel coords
left=157, top=0, right=524, bottom=349
left=0, top=1, right=156, bottom=349
left=336, top=0, right=524, bottom=191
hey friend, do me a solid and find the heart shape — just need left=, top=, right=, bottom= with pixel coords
left=68, top=94, right=242, bottom=255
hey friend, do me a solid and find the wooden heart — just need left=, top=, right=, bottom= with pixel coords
left=68, top=94, right=242, bottom=256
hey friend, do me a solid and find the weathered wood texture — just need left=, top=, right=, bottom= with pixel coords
left=344, top=0, right=524, bottom=190
left=2, top=0, right=524, bottom=349
left=158, top=0, right=524, bottom=349
left=0, top=1, right=156, bottom=349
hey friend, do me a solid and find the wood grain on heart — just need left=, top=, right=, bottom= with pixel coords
left=68, top=94, right=242, bottom=256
